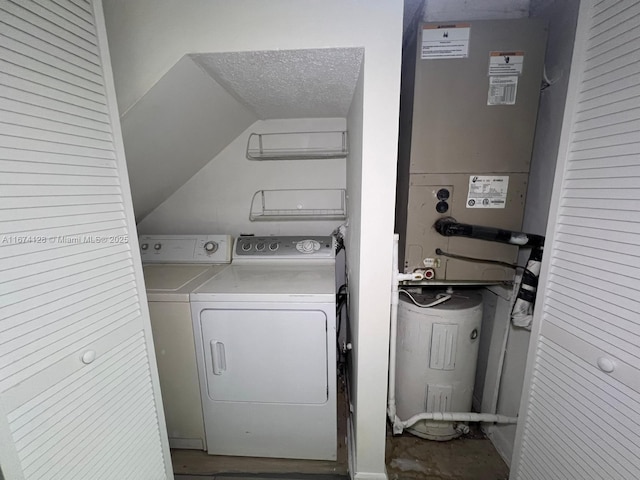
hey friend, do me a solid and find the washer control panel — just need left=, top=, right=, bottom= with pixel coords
left=234, top=236, right=335, bottom=260
left=139, top=235, right=232, bottom=264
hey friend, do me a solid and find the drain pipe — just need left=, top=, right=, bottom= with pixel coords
left=396, top=413, right=517, bottom=434
left=388, top=234, right=422, bottom=426
left=388, top=234, right=518, bottom=435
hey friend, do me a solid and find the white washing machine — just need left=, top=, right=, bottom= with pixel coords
left=190, top=235, right=337, bottom=460
left=140, top=234, right=232, bottom=450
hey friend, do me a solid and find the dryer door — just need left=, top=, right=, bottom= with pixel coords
left=200, top=308, right=328, bottom=404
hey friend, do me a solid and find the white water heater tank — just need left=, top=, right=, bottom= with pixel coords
left=395, top=290, right=482, bottom=440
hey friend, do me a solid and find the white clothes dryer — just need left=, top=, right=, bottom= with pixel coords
left=140, top=234, right=231, bottom=450
left=190, top=236, right=337, bottom=460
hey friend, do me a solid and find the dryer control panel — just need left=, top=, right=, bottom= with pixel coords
left=234, top=236, right=335, bottom=261
left=139, top=235, right=232, bottom=264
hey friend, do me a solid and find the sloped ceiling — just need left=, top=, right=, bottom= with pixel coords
left=122, top=56, right=258, bottom=221
left=122, top=48, right=362, bottom=221
left=190, top=48, right=363, bottom=119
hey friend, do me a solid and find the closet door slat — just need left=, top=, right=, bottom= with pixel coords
left=513, top=2, right=640, bottom=478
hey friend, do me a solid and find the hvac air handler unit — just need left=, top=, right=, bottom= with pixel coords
left=396, top=19, right=548, bottom=282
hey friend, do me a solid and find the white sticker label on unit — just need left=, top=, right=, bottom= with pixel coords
left=487, top=76, right=518, bottom=105
left=467, top=176, right=509, bottom=208
left=488, top=51, right=525, bottom=76
left=421, top=24, right=471, bottom=59
left=423, top=257, right=438, bottom=268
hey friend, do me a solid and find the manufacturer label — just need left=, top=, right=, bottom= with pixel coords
left=423, top=258, right=441, bottom=268
left=487, top=76, right=518, bottom=105
left=421, top=23, right=471, bottom=59
left=467, top=176, right=509, bottom=209
left=488, top=51, right=525, bottom=76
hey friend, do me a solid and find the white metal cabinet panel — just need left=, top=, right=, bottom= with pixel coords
left=0, top=0, right=172, bottom=478
left=429, top=323, right=458, bottom=371
left=512, top=1, right=640, bottom=478
left=200, top=308, right=328, bottom=404
left=148, top=301, right=206, bottom=450
left=192, top=300, right=337, bottom=460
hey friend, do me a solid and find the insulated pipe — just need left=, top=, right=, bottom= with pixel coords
left=434, top=217, right=545, bottom=247
left=511, top=246, right=544, bottom=330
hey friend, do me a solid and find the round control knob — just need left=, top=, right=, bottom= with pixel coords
left=296, top=239, right=321, bottom=253
left=256, top=242, right=265, bottom=251
left=269, top=242, right=279, bottom=251
left=141, top=243, right=149, bottom=250
left=241, top=242, right=251, bottom=251
left=204, top=241, right=218, bottom=253
left=154, top=243, right=162, bottom=250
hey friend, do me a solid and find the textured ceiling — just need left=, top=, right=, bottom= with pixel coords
left=190, top=48, right=363, bottom=119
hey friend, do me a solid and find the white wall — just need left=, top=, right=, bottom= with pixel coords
left=122, top=55, right=258, bottom=220
left=103, top=2, right=404, bottom=477
left=345, top=62, right=364, bottom=462
left=524, top=0, right=581, bottom=238
left=478, top=0, right=580, bottom=466
left=137, top=118, right=347, bottom=237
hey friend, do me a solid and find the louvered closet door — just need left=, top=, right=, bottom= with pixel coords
left=0, top=1, right=172, bottom=479
left=512, top=1, right=640, bottom=479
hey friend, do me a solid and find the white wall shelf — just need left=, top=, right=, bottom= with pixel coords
left=246, top=131, right=348, bottom=161
left=249, top=188, right=347, bottom=221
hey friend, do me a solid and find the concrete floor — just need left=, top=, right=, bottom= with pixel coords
left=173, top=429, right=508, bottom=480
left=386, top=428, right=509, bottom=480
left=171, top=381, right=350, bottom=478
left=171, top=449, right=348, bottom=477
left=172, top=379, right=508, bottom=480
